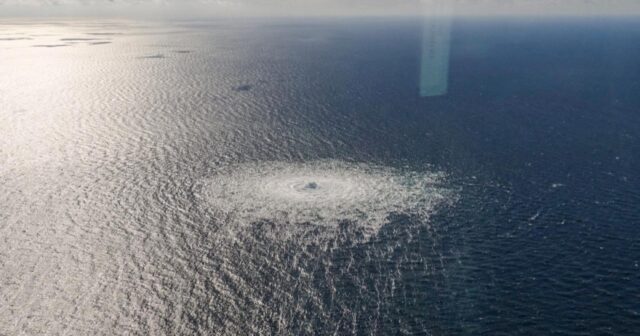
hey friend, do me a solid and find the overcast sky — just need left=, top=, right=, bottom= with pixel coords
left=1, top=0, right=639, bottom=17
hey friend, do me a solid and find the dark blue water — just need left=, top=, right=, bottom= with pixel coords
left=1, top=17, right=639, bottom=335
left=243, top=17, right=640, bottom=334
left=335, top=18, right=640, bottom=335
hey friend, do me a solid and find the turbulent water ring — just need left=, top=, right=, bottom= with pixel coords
left=199, top=160, right=454, bottom=239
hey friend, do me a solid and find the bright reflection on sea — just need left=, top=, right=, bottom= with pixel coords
left=0, top=19, right=460, bottom=335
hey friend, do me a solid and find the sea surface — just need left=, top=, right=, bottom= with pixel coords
left=1, top=17, right=639, bottom=335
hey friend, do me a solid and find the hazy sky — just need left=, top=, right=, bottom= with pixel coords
left=1, top=0, right=639, bottom=17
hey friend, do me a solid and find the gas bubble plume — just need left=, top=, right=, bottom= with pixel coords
left=199, top=160, right=455, bottom=241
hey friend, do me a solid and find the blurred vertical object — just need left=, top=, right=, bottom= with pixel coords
left=420, top=0, right=453, bottom=97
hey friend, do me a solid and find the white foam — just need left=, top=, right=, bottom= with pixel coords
left=199, top=160, right=454, bottom=240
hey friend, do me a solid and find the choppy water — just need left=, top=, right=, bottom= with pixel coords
left=1, top=18, right=640, bottom=335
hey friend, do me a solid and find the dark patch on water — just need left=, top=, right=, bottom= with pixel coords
left=89, top=41, right=112, bottom=45
left=173, top=50, right=193, bottom=54
left=304, top=182, right=318, bottom=190
left=60, top=38, right=103, bottom=41
left=0, top=37, right=32, bottom=41
left=86, top=32, right=122, bottom=36
left=32, top=44, right=70, bottom=48
left=233, top=84, right=253, bottom=92
left=138, top=54, right=165, bottom=59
